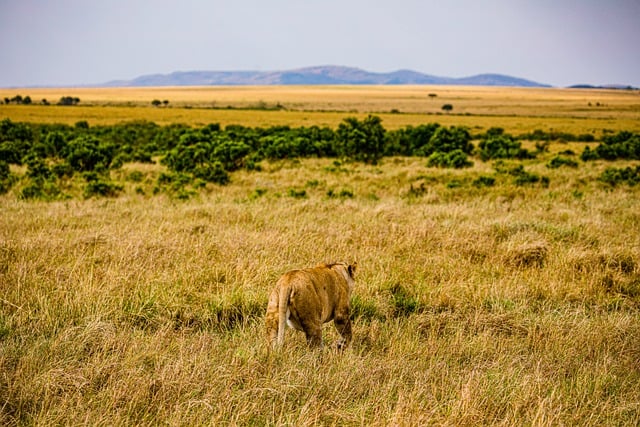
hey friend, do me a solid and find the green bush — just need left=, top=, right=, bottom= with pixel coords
left=417, top=126, right=473, bottom=157
left=211, top=137, right=251, bottom=171
left=581, top=131, right=640, bottom=161
left=20, top=179, right=64, bottom=200
left=82, top=172, right=123, bottom=198
left=446, top=179, right=463, bottom=189
left=20, top=182, right=44, bottom=199
left=0, top=119, right=34, bottom=165
left=427, top=149, right=473, bottom=168
left=23, top=153, right=52, bottom=180
left=578, top=133, right=596, bottom=142
left=127, top=171, right=145, bottom=183
left=580, top=146, right=599, bottom=161
left=161, top=131, right=234, bottom=184
left=338, top=189, right=354, bottom=198
left=336, top=115, right=386, bottom=164
left=0, top=160, right=15, bottom=194
left=478, top=134, right=534, bottom=161
left=287, top=188, right=307, bottom=198
left=249, top=188, right=268, bottom=200
left=5, top=118, right=639, bottom=202
left=327, top=188, right=354, bottom=199
left=385, top=123, right=441, bottom=156
left=155, top=172, right=199, bottom=199
left=0, top=118, right=34, bottom=145
left=0, top=161, right=10, bottom=180
left=193, top=161, right=229, bottom=185
left=473, top=175, right=496, bottom=187
left=599, top=166, right=640, bottom=186
left=259, top=135, right=298, bottom=159
left=18, top=154, right=66, bottom=200
left=514, top=172, right=549, bottom=187
left=51, top=162, right=74, bottom=179
left=65, top=136, right=117, bottom=172
left=0, top=141, right=31, bottom=165
left=43, top=131, right=68, bottom=157
left=494, top=162, right=550, bottom=187
left=547, top=155, right=579, bottom=169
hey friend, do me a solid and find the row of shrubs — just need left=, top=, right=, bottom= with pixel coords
left=581, top=131, right=640, bottom=161
left=1, top=117, right=638, bottom=199
left=3, top=95, right=81, bottom=106
left=3, top=117, right=636, bottom=169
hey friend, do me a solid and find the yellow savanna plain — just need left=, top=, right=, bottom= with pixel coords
left=2, top=85, right=639, bottom=136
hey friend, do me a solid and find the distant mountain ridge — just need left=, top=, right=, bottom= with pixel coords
left=103, top=66, right=551, bottom=88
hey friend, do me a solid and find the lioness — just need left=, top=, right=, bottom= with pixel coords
left=266, top=262, right=357, bottom=349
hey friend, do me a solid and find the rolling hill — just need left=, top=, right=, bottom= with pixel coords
left=103, top=66, right=551, bottom=88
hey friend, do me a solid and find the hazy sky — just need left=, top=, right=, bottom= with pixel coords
left=1, top=0, right=639, bottom=87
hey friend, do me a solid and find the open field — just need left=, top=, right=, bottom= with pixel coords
left=2, top=153, right=640, bottom=425
left=2, top=85, right=640, bottom=135
left=1, top=85, right=640, bottom=424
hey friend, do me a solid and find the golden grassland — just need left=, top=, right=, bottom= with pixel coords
left=2, top=85, right=640, bottom=135
left=2, top=152, right=640, bottom=424
left=1, top=85, right=640, bottom=424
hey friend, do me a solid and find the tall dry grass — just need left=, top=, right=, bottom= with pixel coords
left=1, top=156, right=639, bottom=425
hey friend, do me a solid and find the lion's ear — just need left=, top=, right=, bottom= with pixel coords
left=348, top=262, right=357, bottom=278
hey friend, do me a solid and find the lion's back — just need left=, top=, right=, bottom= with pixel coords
left=282, top=265, right=347, bottom=317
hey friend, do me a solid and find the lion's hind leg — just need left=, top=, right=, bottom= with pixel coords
left=296, top=313, right=323, bottom=348
left=265, top=288, right=281, bottom=348
left=303, top=325, right=323, bottom=348
left=333, top=312, right=352, bottom=350
left=265, top=310, right=279, bottom=348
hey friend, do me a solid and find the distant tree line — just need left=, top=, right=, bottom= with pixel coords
left=0, top=116, right=638, bottom=199
left=2, top=95, right=81, bottom=106
left=4, top=95, right=33, bottom=105
left=58, top=96, right=81, bottom=106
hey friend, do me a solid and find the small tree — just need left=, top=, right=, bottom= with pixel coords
left=58, top=96, right=80, bottom=106
left=64, top=135, right=116, bottom=172
left=441, top=104, right=453, bottom=113
left=427, top=149, right=473, bottom=168
left=151, top=99, right=162, bottom=107
left=478, top=134, right=533, bottom=161
left=335, top=115, right=386, bottom=164
left=422, top=126, right=473, bottom=156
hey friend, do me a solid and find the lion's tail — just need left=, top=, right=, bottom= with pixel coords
left=277, top=281, right=292, bottom=346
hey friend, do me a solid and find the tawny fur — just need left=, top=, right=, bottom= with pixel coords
left=265, top=262, right=357, bottom=349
